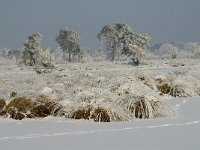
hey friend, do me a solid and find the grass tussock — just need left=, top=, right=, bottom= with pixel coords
left=71, top=103, right=129, bottom=122
left=0, top=98, right=6, bottom=113
left=125, top=96, right=176, bottom=119
left=1, top=95, right=66, bottom=120
left=72, top=106, right=111, bottom=122
left=34, top=95, right=66, bottom=117
left=3, top=96, right=35, bottom=120
left=157, top=83, right=171, bottom=95
left=169, top=86, right=188, bottom=97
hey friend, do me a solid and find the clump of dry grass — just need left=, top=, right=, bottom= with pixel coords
left=124, top=96, right=176, bottom=119
left=10, top=91, right=17, bottom=98
left=1, top=95, right=66, bottom=120
left=71, top=102, right=129, bottom=122
left=34, top=95, right=66, bottom=117
left=157, top=83, right=171, bottom=95
left=72, top=105, right=111, bottom=122
left=0, top=98, right=6, bottom=114
left=91, top=107, right=111, bottom=122
left=169, top=86, right=188, bottom=97
left=3, top=96, right=35, bottom=120
left=72, top=105, right=91, bottom=120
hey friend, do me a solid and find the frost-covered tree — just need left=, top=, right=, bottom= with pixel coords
left=36, top=47, right=54, bottom=68
left=21, top=33, right=42, bottom=66
left=120, top=26, right=151, bottom=65
left=158, top=43, right=178, bottom=59
left=97, top=23, right=150, bottom=64
left=97, top=24, right=120, bottom=61
left=21, top=33, right=54, bottom=73
left=56, top=28, right=83, bottom=62
left=34, top=47, right=55, bottom=74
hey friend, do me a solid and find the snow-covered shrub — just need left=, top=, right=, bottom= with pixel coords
left=154, top=71, right=200, bottom=97
left=21, top=33, right=42, bottom=66
left=120, top=96, right=176, bottom=119
left=182, top=42, right=200, bottom=58
left=0, top=56, right=17, bottom=65
left=35, top=64, right=54, bottom=74
left=170, top=76, right=200, bottom=97
left=34, top=48, right=55, bottom=74
left=52, top=47, right=66, bottom=64
left=154, top=74, right=171, bottom=95
left=158, top=43, right=178, bottom=59
left=41, top=84, right=67, bottom=101
left=136, top=71, right=157, bottom=90
left=21, top=33, right=55, bottom=73
left=187, top=69, right=200, bottom=81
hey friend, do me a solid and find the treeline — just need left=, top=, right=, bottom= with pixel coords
left=0, top=22, right=200, bottom=69
left=0, top=23, right=150, bottom=68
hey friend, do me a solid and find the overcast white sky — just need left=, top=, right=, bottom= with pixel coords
left=0, top=0, right=200, bottom=49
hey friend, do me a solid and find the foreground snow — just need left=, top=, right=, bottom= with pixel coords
left=0, top=97, right=199, bottom=150
left=0, top=59, right=200, bottom=149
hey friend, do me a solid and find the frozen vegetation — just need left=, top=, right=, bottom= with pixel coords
left=0, top=57, right=200, bottom=121
left=0, top=23, right=200, bottom=149
left=0, top=58, right=200, bottom=150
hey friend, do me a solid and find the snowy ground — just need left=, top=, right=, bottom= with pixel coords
left=0, top=97, right=199, bottom=150
left=0, top=58, right=200, bottom=150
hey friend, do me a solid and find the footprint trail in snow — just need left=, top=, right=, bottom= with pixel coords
left=0, top=120, right=199, bottom=141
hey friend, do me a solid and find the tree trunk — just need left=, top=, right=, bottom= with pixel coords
left=111, top=44, right=116, bottom=61
left=112, top=51, right=115, bottom=61
left=30, top=54, right=34, bottom=66
left=69, top=53, right=71, bottom=62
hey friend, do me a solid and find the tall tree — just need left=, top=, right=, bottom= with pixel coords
left=97, top=23, right=150, bottom=64
left=97, top=25, right=119, bottom=61
left=56, top=28, right=82, bottom=62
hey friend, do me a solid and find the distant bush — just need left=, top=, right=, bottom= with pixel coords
left=21, top=33, right=55, bottom=73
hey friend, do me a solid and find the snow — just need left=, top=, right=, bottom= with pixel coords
left=0, top=59, right=200, bottom=149
left=0, top=97, right=199, bottom=150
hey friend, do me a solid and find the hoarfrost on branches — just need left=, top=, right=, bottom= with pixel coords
left=56, top=28, right=84, bottom=62
left=21, top=33, right=42, bottom=66
left=97, top=23, right=150, bottom=64
left=21, top=33, right=55, bottom=73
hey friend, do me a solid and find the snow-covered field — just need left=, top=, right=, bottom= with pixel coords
left=0, top=97, right=199, bottom=150
left=0, top=58, right=200, bottom=150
